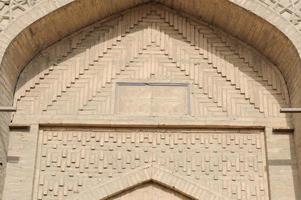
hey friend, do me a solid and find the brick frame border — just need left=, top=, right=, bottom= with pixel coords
left=66, top=165, right=229, bottom=200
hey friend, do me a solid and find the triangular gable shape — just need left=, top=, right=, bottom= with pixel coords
left=14, top=3, right=290, bottom=120
left=66, top=166, right=229, bottom=200
left=78, top=44, right=228, bottom=117
left=107, top=182, right=192, bottom=200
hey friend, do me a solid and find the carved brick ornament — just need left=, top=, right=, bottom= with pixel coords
left=14, top=4, right=290, bottom=123
left=34, top=128, right=268, bottom=200
left=4, top=3, right=296, bottom=200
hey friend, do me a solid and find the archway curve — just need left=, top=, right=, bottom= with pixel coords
left=1, top=0, right=301, bottom=196
left=66, top=165, right=229, bottom=200
left=0, top=0, right=301, bottom=101
left=12, top=2, right=291, bottom=124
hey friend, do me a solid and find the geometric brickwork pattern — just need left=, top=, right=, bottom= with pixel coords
left=1, top=1, right=301, bottom=33
left=0, top=0, right=38, bottom=31
left=259, top=0, right=301, bottom=31
left=14, top=4, right=290, bottom=121
left=108, top=183, right=192, bottom=200
left=34, top=128, right=268, bottom=200
left=67, top=166, right=229, bottom=200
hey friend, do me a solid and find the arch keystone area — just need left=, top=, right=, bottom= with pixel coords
left=67, top=166, right=228, bottom=200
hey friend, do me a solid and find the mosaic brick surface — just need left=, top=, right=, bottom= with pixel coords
left=34, top=128, right=268, bottom=200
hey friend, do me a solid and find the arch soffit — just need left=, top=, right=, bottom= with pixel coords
left=0, top=0, right=301, bottom=105
left=66, top=166, right=229, bottom=200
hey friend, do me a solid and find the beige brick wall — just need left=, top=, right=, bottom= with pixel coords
left=1, top=0, right=301, bottom=199
left=266, top=128, right=301, bottom=200
left=2, top=126, right=39, bottom=200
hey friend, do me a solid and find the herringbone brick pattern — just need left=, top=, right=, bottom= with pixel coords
left=259, top=0, right=301, bottom=31
left=108, top=183, right=192, bottom=200
left=2, top=0, right=301, bottom=33
left=14, top=5, right=290, bottom=121
left=0, top=0, right=37, bottom=31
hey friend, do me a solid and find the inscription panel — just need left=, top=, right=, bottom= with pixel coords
left=116, top=83, right=189, bottom=116
left=33, top=128, right=269, bottom=200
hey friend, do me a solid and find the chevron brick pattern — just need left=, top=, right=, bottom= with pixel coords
left=14, top=4, right=290, bottom=121
left=108, top=183, right=192, bottom=200
left=0, top=0, right=38, bottom=31
left=34, top=128, right=268, bottom=200
left=1, top=0, right=301, bottom=35
left=259, top=0, right=301, bottom=31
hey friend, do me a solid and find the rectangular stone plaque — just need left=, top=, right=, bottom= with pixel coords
left=116, top=82, right=190, bottom=116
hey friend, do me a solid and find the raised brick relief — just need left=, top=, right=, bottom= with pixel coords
left=5, top=4, right=294, bottom=200
left=1, top=1, right=301, bottom=34
left=0, top=0, right=38, bottom=31
left=13, top=4, right=291, bottom=122
left=259, top=0, right=301, bottom=31
left=108, top=183, right=192, bottom=200
left=1, top=2, right=300, bottom=200
left=34, top=128, right=268, bottom=200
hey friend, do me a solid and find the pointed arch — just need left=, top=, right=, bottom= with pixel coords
left=1, top=0, right=301, bottom=198
left=12, top=4, right=290, bottom=122
left=66, top=166, right=229, bottom=200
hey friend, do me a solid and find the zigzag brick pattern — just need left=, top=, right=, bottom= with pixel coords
left=0, top=0, right=38, bottom=31
left=108, top=183, right=192, bottom=200
left=34, top=128, right=268, bottom=200
left=1, top=1, right=301, bottom=33
left=259, top=0, right=301, bottom=31
left=14, top=5, right=290, bottom=121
